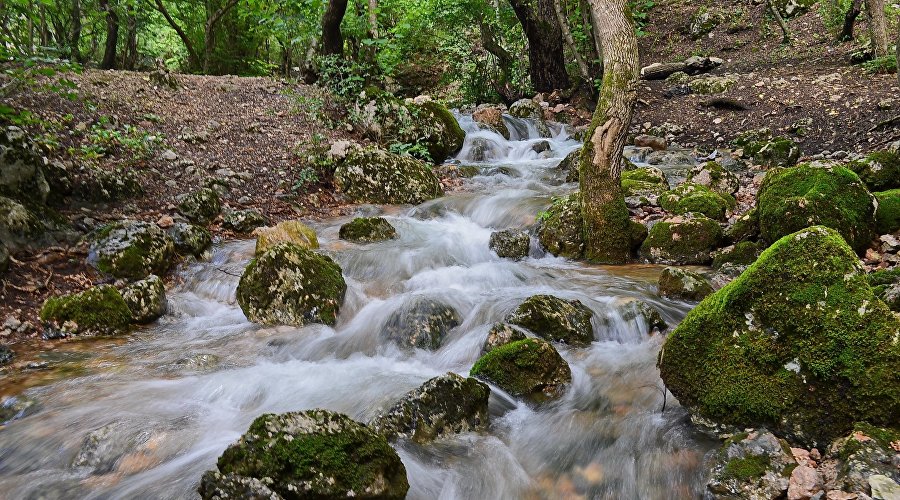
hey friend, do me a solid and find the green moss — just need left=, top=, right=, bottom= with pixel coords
left=757, top=164, right=876, bottom=252
left=848, top=151, right=900, bottom=191
left=726, top=208, right=760, bottom=243
left=470, top=338, right=571, bottom=404
left=722, top=455, right=770, bottom=481
left=507, top=295, right=593, bottom=347
left=537, top=193, right=584, bottom=258
left=177, top=187, right=221, bottom=225
left=339, top=217, right=397, bottom=243
left=874, top=189, right=900, bottom=234
left=735, top=131, right=800, bottom=167
left=640, top=215, right=724, bottom=265
left=868, top=268, right=900, bottom=287
left=660, top=183, right=736, bottom=221
left=658, top=226, right=900, bottom=447
left=39, top=285, right=133, bottom=336
left=712, top=241, right=764, bottom=269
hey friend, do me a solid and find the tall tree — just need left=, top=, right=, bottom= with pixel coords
left=99, top=0, right=119, bottom=69
left=508, top=0, right=571, bottom=92
left=579, top=0, right=638, bottom=263
left=321, top=0, right=349, bottom=56
left=865, top=0, right=889, bottom=56
left=552, top=0, right=591, bottom=83
left=839, top=0, right=863, bottom=41
left=70, top=0, right=84, bottom=62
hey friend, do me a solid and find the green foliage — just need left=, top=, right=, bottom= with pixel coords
left=389, top=142, right=433, bottom=162
left=629, top=0, right=656, bottom=37
left=317, top=55, right=369, bottom=102
left=71, top=118, right=162, bottom=161
left=818, top=0, right=852, bottom=33
left=862, top=55, right=898, bottom=74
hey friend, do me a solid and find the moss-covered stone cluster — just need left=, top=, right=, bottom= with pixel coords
left=222, top=209, right=268, bottom=233
left=236, top=242, right=347, bottom=327
left=167, top=222, right=212, bottom=258
left=660, top=182, right=736, bottom=221
left=688, top=161, right=740, bottom=196
left=507, top=294, right=594, bottom=347
left=712, top=241, right=765, bottom=269
left=705, top=429, right=798, bottom=499
left=657, top=267, right=713, bottom=301
left=339, top=217, right=398, bottom=243
left=848, top=150, right=900, bottom=192
left=121, top=275, right=167, bottom=324
left=253, top=219, right=319, bottom=256
left=658, top=226, right=900, bottom=447
left=89, top=220, right=175, bottom=280
left=333, top=146, right=444, bottom=205
left=621, top=166, right=669, bottom=198
left=874, top=189, right=900, bottom=234
left=470, top=338, right=571, bottom=405
left=640, top=214, right=724, bottom=265
left=177, top=187, right=222, bottom=225
left=40, top=285, right=134, bottom=337
left=734, top=129, right=800, bottom=167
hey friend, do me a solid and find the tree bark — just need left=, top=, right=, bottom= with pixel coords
left=896, top=29, right=899, bottom=86
left=865, top=0, right=889, bottom=56
left=151, top=0, right=201, bottom=70
left=580, top=0, right=639, bottom=264
left=321, top=0, right=349, bottom=57
left=553, top=0, right=592, bottom=83
left=767, top=0, right=791, bottom=44
left=70, top=0, right=83, bottom=62
left=480, top=19, right=519, bottom=103
left=508, top=0, right=571, bottom=92
left=839, top=0, right=863, bottom=41
left=124, top=7, right=137, bottom=70
left=99, top=0, right=119, bottom=69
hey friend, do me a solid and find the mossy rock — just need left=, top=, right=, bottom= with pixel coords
left=753, top=139, right=801, bottom=168
left=121, top=275, right=167, bottom=324
left=383, top=297, right=460, bottom=350
left=725, top=208, right=761, bottom=243
left=712, top=241, right=765, bottom=269
left=537, top=193, right=584, bottom=259
left=705, top=429, right=797, bottom=499
left=470, top=338, right=571, bottom=405
left=557, top=148, right=580, bottom=182
left=848, top=151, right=900, bottom=191
left=371, top=373, right=490, bottom=443
left=689, top=76, right=736, bottom=95
left=658, top=267, right=714, bottom=301
left=76, top=166, right=143, bottom=202
left=660, top=182, right=736, bottom=221
left=236, top=243, right=346, bottom=327
left=507, top=294, right=594, bottom=347
left=201, top=409, right=409, bottom=500
left=253, top=220, right=319, bottom=256
left=757, top=164, right=876, bottom=252
left=333, top=146, right=443, bottom=204
left=339, top=217, right=397, bottom=243
left=874, top=189, right=900, bottom=234
left=222, top=209, right=269, bottom=234
left=774, top=0, right=818, bottom=17
left=829, top=423, right=900, bottom=494
left=688, top=161, right=741, bottom=196
left=0, top=195, right=44, bottom=251
left=39, top=285, right=133, bottom=338
left=621, top=167, right=669, bottom=198
left=640, top=214, right=724, bottom=265
left=658, top=226, right=900, bottom=448
left=482, top=322, right=528, bottom=353
left=177, top=187, right=222, bottom=225
left=88, top=220, right=175, bottom=280
left=689, top=8, right=724, bottom=38
left=0, top=126, right=49, bottom=205
left=168, top=222, right=212, bottom=258
left=489, top=229, right=530, bottom=260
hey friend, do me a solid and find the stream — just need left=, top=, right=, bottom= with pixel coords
left=0, top=115, right=717, bottom=499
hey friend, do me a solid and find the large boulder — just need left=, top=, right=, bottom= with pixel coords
left=705, top=429, right=797, bottom=499
left=640, top=214, right=724, bottom=265
left=0, top=195, right=44, bottom=251
left=658, top=226, right=900, bottom=447
left=39, top=285, right=133, bottom=338
left=537, top=193, right=584, bottom=258
left=757, top=164, right=876, bottom=252
left=659, top=183, right=735, bottom=221
left=200, top=410, right=409, bottom=500
left=875, top=190, right=900, bottom=234
left=383, top=297, right=460, bottom=350
left=236, top=243, right=347, bottom=327
left=353, top=89, right=465, bottom=162
left=828, top=424, right=900, bottom=495
left=177, top=187, right=222, bottom=225
left=489, top=229, right=530, bottom=260
left=0, top=126, right=49, bottom=204
left=688, top=161, right=740, bottom=196
left=470, top=338, right=571, bottom=405
left=507, top=295, right=594, bottom=347
left=371, top=373, right=490, bottom=443
left=339, top=217, right=397, bottom=243
left=222, top=209, right=268, bottom=234
left=332, top=145, right=443, bottom=204
left=168, top=222, right=212, bottom=258
left=735, top=131, right=800, bottom=168
left=848, top=150, right=900, bottom=191
left=657, top=267, right=714, bottom=301
left=121, top=275, right=167, bottom=324
left=88, top=221, right=175, bottom=280
left=253, top=220, right=319, bottom=256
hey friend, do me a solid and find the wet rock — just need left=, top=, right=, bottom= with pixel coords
left=828, top=424, right=900, bottom=495
left=0, top=344, right=13, bottom=365
left=658, top=267, right=714, bottom=301
left=640, top=214, right=724, bottom=265
left=198, top=472, right=281, bottom=500
left=507, top=294, right=594, bottom=347
left=508, top=99, right=551, bottom=138
left=659, top=226, right=900, bottom=447
left=383, top=297, right=460, bottom=350
left=489, top=229, right=530, bottom=260
left=757, top=164, right=876, bottom=252
left=472, top=106, right=509, bottom=139
left=471, top=338, right=571, bottom=405
left=172, top=353, right=221, bottom=372
left=659, top=182, right=735, bottom=221
left=236, top=243, right=346, bottom=327
left=848, top=150, right=900, bottom=191
left=634, top=135, right=666, bottom=151
left=88, top=220, right=175, bottom=280
left=612, top=297, right=668, bottom=334
left=371, top=373, right=490, bottom=443
left=532, top=140, right=551, bottom=154
left=168, top=222, right=212, bottom=258
left=39, top=285, right=133, bottom=338
left=537, top=192, right=584, bottom=259
left=556, top=148, right=581, bottom=182
left=332, top=145, right=443, bottom=204
left=482, top=322, right=528, bottom=353
left=712, top=241, right=764, bottom=269
left=0, top=126, right=49, bottom=204
left=874, top=190, right=900, bottom=234
left=468, top=137, right=490, bottom=162
left=222, top=209, right=268, bottom=233
left=73, top=422, right=150, bottom=474
left=177, top=187, right=222, bottom=225
left=688, top=161, right=741, bottom=196
left=200, top=409, right=409, bottom=500
left=121, top=275, right=167, bottom=324
left=339, top=217, right=397, bottom=243
left=253, top=219, right=319, bottom=255
left=705, top=429, right=797, bottom=500
left=0, top=394, right=40, bottom=423
left=689, top=76, right=736, bottom=95
left=646, top=150, right=695, bottom=166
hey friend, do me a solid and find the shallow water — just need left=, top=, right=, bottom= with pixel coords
left=0, top=114, right=716, bottom=499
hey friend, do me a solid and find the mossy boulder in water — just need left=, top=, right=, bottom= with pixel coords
left=537, top=193, right=584, bottom=258
left=236, top=243, right=346, bottom=327
left=339, top=217, right=397, bottom=243
left=253, top=220, right=319, bottom=255
left=39, top=285, right=133, bottom=338
left=200, top=409, right=409, bottom=500
left=88, top=220, right=175, bottom=280
left=658, top=226, right=900, bottom=447
left=482, top=322, right=528, bottom=353
left=640, top=214, right=724, bottom=265
left=657, top=267, right=714, bottom=301
left=0, top=126, right=49, bottom=204
left=508, top=98, right=551, bottom=137
left=383, top=297, right=460, bottom=350
left=660, top=182, right=736, bottom=221
left=757, top=164, right=876, bottom=252
left=705, top=429, right=797, bottom=499
left=371, top=373, right=490, bottom=443
left=470, top=338, right=571, bottom=405
left=333, top=146, right=443, bottom=204
left=848, top=150, right=900, bottom=191
left=177, top=187, right=222, bottom=225
left=874, top=189, right=900, bottom=234
left=489, top=229, right=530, bottom=260
left=507, top=294, right=594, bottom=347
left=222, top=209, right=268, bottom=233
left=168, top=222, right=212, bottom=258
left=688, top=161, right=740, bottom=196
left=121, top=275, right=167, bottom=324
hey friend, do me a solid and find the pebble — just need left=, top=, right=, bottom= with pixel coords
left=161, top=149, right=178, bottom=161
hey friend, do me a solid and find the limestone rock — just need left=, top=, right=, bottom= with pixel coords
left=88, top=220, right=175, bottom=280
left=39, top=285, right=133, bottom=338
left=657, top=267, right=714, bottom=301
left=253, top=220, right=319, bottom=255
left=489, top=229, right=530, bottom=260
left=339, top=217, right=397, bottom=243
left=121, top=275, right=167, bottom=324
left=507, top=294, right=594, bottom=347
left=470, top=338, right=571, bottom=405
left=383, top=297, right=460, bottom=350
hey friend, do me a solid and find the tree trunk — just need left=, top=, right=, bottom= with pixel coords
left=152, top=0, right=201, bottom=70
left=580, top=0, right=639, bottom=264
left=896, top=29, right=899, bottom=86
left=552, top=0, right=591, bottom=83
left=580, top=0, right=602, bottom=70
left=70, top=0, right=83, bottom=62
left=839, top=0, right=863, bottom=41
left=203, top=0, right=239, bottom=74
left=124, top=7, right=137, bottom=70
left=767, top=0, right=791, bottom=44
left=480, top=20, right=518, bottom=103
left=321, top=0, right=349, bottom=57
left=865, top=0, right=889, bottom=56
left=508, top=0, right=571, bottom=92
left=100, top=0, right=118, bottom=69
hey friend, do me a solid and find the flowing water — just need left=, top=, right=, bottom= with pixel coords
left=0, top=115, right=717, bottom=499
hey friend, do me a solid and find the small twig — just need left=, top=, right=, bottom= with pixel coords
left=216, top=267, right=243, bottom=278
